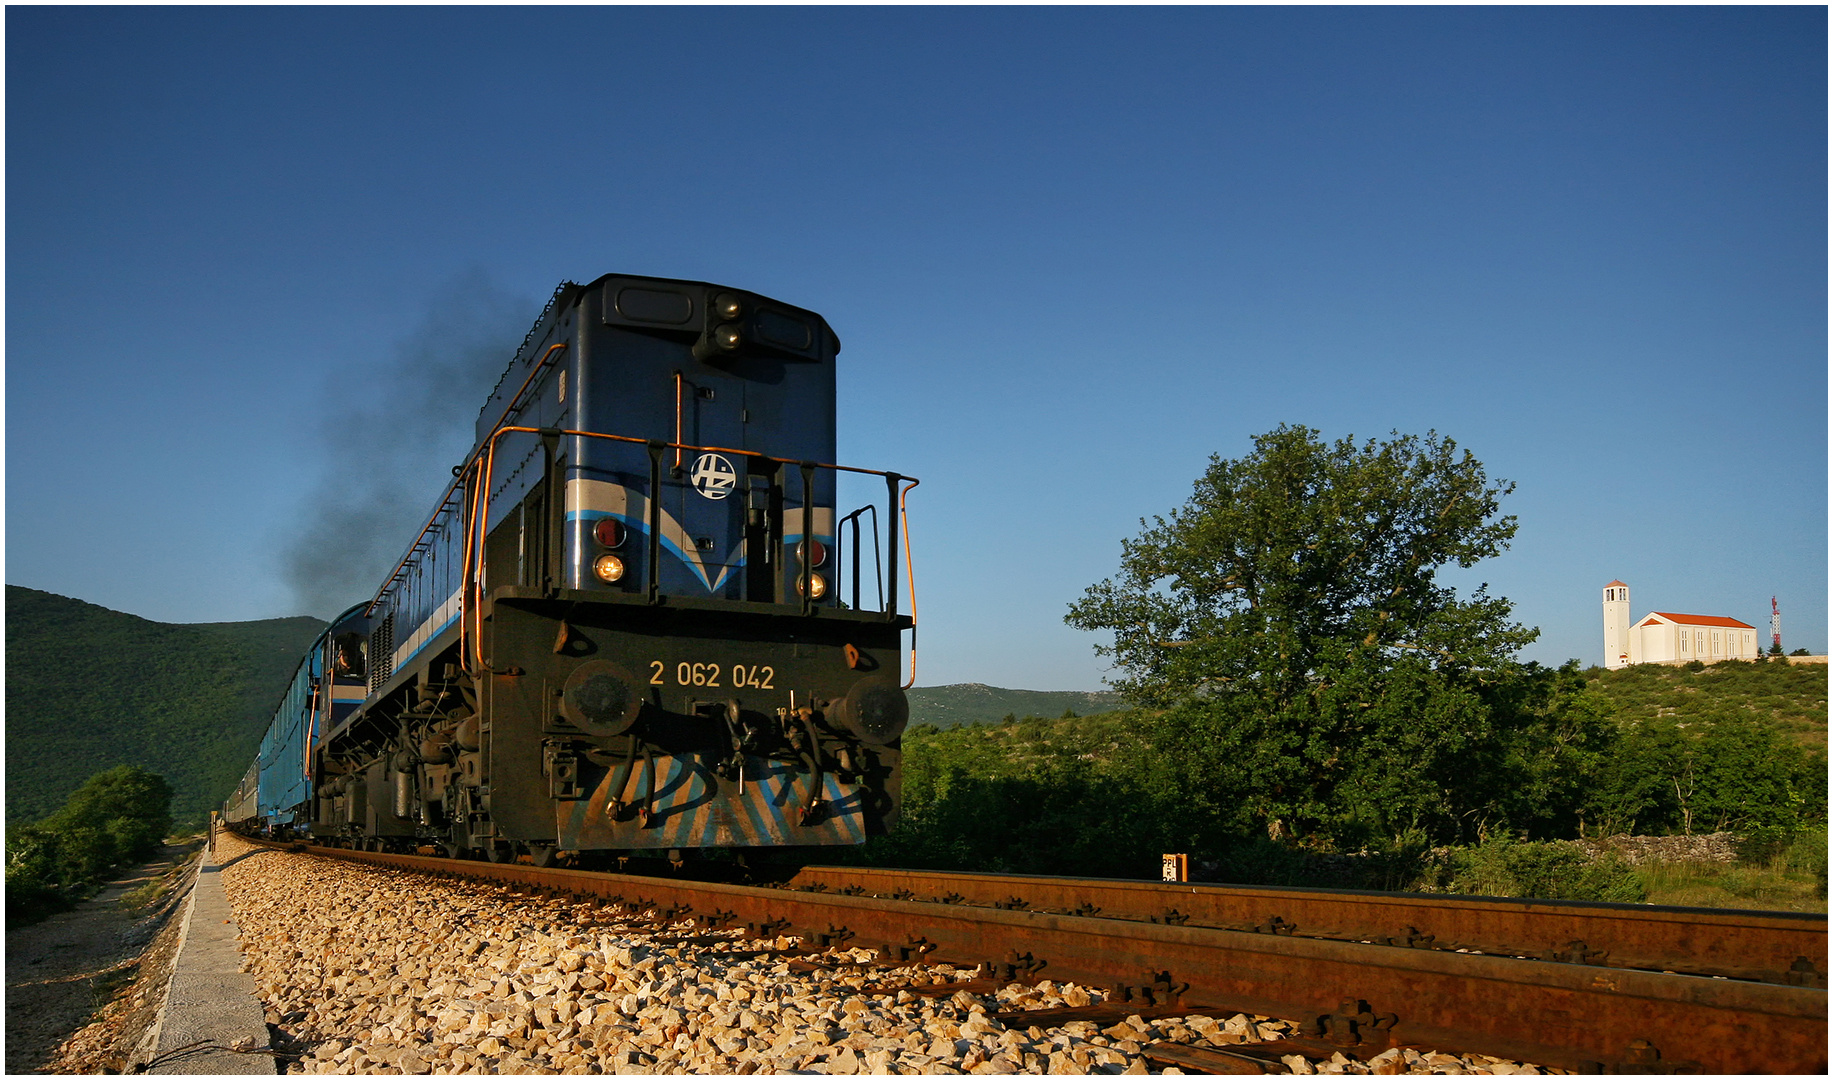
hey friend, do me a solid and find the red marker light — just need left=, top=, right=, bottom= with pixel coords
left=797, top=539, right=827, bottom=568
left=594, top=519, right=626, bottom=548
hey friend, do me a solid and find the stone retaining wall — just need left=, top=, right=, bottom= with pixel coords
left=1574, top=832, right=1742, bottom=866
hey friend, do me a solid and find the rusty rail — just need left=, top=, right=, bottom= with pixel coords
left=247, top=841, right=1827, bottom=1074
left=787, top=865, right=1827, bottom=987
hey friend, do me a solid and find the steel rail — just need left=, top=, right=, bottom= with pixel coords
left=788, top=865, right=1827, bottom=988
left=241, top=840, right=1826, bottom=1073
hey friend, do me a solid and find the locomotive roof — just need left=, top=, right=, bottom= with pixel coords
left=477, top=274, right=838, bottom=430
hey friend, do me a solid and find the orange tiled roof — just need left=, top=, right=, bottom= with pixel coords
left=1637, top=612, right=1756, bottom=630
left=1604, top=580, right=1628, bottom=588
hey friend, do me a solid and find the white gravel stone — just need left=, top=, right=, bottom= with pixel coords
left=209, top=833, right=1560, bottom=1075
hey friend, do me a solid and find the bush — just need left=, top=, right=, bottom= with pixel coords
left=5, top=824, right=72, bottom=927
left=1200, top=833, right=1437, bottom=891
left=1430, top=836, right=1646, bottom=903
left=4, top=765, right=174, bottom=927
left=1787, top=828, right=1828, bottom=892
left=1206, top=838, right=1323, bottom=887
left=858, top=662, right=1819, bottom=908
left=1585, top=712, right=1824, bottom=838
left=1750, top=825, right=1831, bottom=891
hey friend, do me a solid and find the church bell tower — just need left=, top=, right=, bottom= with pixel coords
left=1603, top=581, right=1631, bottom=669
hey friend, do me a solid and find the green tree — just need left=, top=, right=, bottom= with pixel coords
left=1067, top=426, right=1540, bottom=845
left=6, top=823, right=69, bottom=924
left=1067, top=425, right=1533, bottom=708
left=5, top=765, right=174, bottom=927
left=41, top=765, right=173, bottom=875
left=1481, top=661, right=1620, bottom=839
left=1583, top=718, right=1685, bottom=835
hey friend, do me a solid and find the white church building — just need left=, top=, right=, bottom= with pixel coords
left=1602, top=581, right=1759, bottom=669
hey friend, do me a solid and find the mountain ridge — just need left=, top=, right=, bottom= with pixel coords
left=5, top=586, right=326, bottom=824
left=905, top=682, right=1127, bottom=729
left=5, top=587, right=1121, bottom=821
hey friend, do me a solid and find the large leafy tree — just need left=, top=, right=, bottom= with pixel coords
left=41, top=764, right=174, bottom=875
left=1068, top=425, right=1542, bottom=846
left=1068, top=424, right=1535, bottom=707
left=8, top=764, right=174, bottom=926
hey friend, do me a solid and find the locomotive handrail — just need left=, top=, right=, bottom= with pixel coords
left=459, top=423, right=920, bottom=685
left=898, top=475, right=919, bottom=689
left=836, top=504, right=883, bottom=613
left=364, top=342, right=571, bottom=618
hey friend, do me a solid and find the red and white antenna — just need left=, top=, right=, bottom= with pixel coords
left=1771, top=596, right=1782, bottom=653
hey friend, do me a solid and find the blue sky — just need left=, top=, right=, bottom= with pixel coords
left=7, top=6, right=1826, bottom=690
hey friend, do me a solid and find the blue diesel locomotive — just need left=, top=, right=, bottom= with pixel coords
left=225, top=275, right=917, bottom=866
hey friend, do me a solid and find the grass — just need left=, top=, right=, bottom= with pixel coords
left=1634, top=830, right=1828, bottom=912
left=116, top=879, right=169, bottom=913
left=1636, top=861, right=1827, bottom=912
left=117, top=835, right=204, bottom=913
left=1581, top=659, right=1827, bottom=749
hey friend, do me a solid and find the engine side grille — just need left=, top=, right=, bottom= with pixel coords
left=369, top=613, right=395, bottom=693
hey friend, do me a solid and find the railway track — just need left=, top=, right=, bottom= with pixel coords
left=244, top=838, right=1826, bottom=1073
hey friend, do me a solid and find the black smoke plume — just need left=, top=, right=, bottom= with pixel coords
left=283, top=271, right=536, bottom=618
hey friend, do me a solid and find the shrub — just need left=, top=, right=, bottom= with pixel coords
left=1776, top=825, right=1829, bottom=890
left=1434, top=836, right=1646, bottom=902
left=1206, top=838, right=1322, bottom=887
left=4, top=765, right=174, bottom=927
left=5, top=824, right=72, bottom=927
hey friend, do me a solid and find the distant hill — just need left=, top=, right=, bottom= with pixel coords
left=5, top=586, right=324, bottom=825
left=1580, top=660, right=1827, bottom=748
left=907, top=683, right=1127, bottom=729
left=3, top=588, right=1119, bottom=823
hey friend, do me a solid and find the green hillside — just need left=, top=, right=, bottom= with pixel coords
left=1581, top=660, right=1827, bottom=747
left=5, top=586, right=324, bottom=825
left=859, top=662, right=1826, bottom=905
left=906, top=682, right=1126, bottom=729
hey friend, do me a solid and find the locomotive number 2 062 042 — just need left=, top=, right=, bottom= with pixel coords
left=648, top=660, right=776, bottom=690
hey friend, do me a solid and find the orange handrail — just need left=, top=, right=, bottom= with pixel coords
left=366, top=343, right=569, bottom=618
left=673, top=372, right=684, bottom=468
left=898, top=477, right=920, bottom=689
left=304, top=648, right=320, bottom=782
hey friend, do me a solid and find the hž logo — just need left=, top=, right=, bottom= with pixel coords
left=690, top=453, right=738, bottom=500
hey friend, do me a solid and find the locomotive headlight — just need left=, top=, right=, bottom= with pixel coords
left=713, top=323, right=743, bottom=352
left=712, top=292, right=744, bottom=322
left=593, top=518, right=626, bottom=548
left=797, top=572, right=828, bottom=600
left=796, top=538, right=828, bottom=567
left=593, top=554, right=627, bottom=583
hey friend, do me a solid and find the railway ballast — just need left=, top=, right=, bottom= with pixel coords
left=211, top=836, right=1586, bottom=1074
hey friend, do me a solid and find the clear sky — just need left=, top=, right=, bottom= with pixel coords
left=7, top=6, right=1826, bottom=690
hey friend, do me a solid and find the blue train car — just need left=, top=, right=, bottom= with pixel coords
left=223, top=761, right=258, bottom=825
left=225, top=604, right=370, bottom=834
left=256, top=647, right=320, bottom=826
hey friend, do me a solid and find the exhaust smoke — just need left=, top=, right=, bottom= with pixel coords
left=282, top=270, right=534, bottom=618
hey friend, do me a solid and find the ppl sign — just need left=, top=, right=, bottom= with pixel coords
left=1161, top=853, right=1188, bottom=883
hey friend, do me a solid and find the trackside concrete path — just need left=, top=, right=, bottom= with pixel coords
left=142, top=845, right=275, bottom=1073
